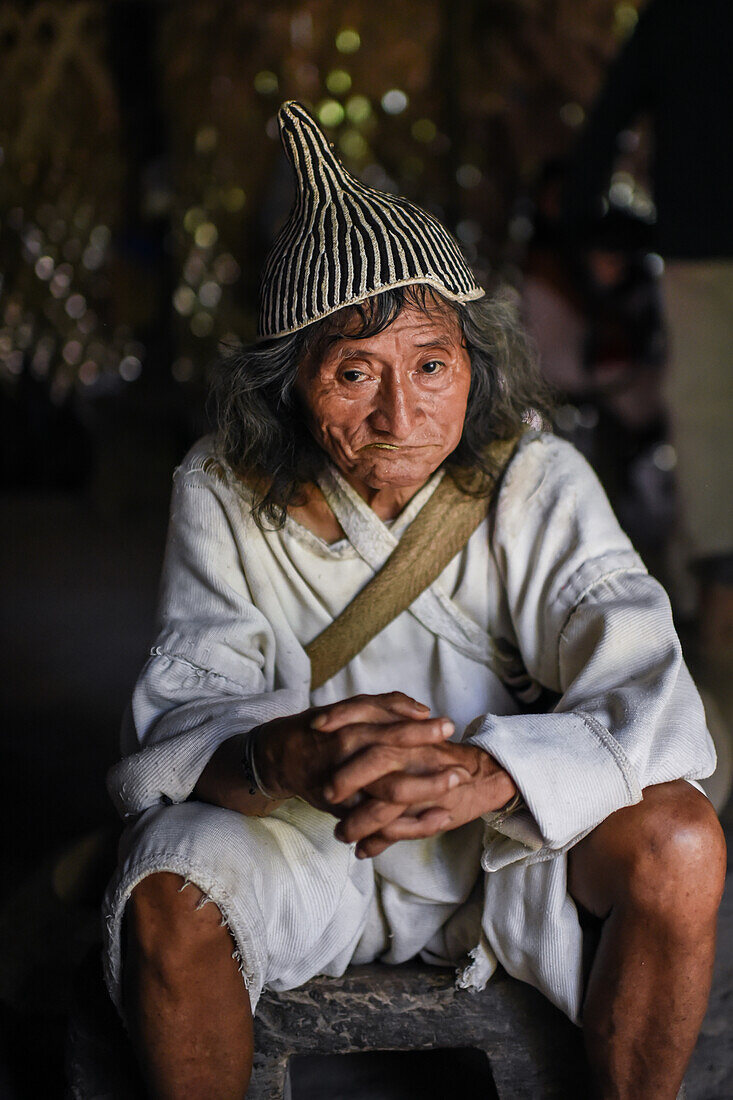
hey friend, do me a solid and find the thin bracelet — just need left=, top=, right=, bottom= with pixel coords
left=487, top=790, right=524, bottom=825
left=241, top=728, right=278, bottom=800
left=500, top=791, right=523, bottom=817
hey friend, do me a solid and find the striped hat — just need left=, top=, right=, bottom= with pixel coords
left=258, top=101, right=484, bottom=339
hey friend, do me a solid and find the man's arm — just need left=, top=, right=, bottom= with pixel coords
left=192, top=693, right=460, bottom=826
left=328, top=434, right=715, bottom=860
left=463, top=435, right=714, bottom=853
left=107, top=458, right=307, bottom=818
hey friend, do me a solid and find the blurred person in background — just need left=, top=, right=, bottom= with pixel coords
left=563, top=0, right=733, bottom=807
left=520, top=162, right=670, bottom=567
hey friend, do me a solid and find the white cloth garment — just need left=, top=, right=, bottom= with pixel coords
left=103, top=431, right=715, bottom=1024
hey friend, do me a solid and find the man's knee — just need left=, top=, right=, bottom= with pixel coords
left=625, top=783, right=726, bottom=918
left=127, top=872, right=232, bottom=983
left=570, top=780, right=726, bottom=926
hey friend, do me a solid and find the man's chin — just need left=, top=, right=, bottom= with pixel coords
left=349, top=452, right=444, bottom=490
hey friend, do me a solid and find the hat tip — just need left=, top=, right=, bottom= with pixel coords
left=278, top=100, right=309, bottom=123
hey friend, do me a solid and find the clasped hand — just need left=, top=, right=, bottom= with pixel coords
left=255, top=692, right=516, bottom=859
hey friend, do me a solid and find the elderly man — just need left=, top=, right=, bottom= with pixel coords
left=104, top=103, right=724, bottom=1100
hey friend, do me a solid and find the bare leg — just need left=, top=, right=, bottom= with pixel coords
left=568, top=780, right=726, bottom=1100
left=124, top=872, right=253, bottom=1100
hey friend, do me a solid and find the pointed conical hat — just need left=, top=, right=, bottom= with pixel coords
left=258, top=101, right=484, bottom=339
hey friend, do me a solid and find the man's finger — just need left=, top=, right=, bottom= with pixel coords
left=333, top=717, right=454, bottom=760
left=311, top=692, right=431, bottom=732
left=364, top=767, right=469, bottom=805
left=326, top=741, right=459, bottom=804
left=325, top=743, right=405, bottom=803
left=355, top=809, right=452, bottom=858
left=334, top=796, right=406, bottom=845
left=354, top=836, right=393, bottom=859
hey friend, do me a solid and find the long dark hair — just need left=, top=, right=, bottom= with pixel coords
left=211, top=284, right=552, bottom=529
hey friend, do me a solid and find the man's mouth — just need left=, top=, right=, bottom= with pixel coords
left=359, top=443, right=438, bottom=453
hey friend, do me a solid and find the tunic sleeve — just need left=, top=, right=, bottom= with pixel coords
left=107, top=455, right=308, bottom=818
left=465, top=434, right=715, bottom=857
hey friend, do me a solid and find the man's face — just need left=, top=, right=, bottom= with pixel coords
left=296, top=299, right=472, bottom=500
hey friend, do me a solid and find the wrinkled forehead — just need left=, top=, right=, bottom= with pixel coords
left=313, top=291, right=465, bottom=358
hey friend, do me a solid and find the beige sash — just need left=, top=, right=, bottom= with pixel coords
left=305, top=436, right=521, bottom=690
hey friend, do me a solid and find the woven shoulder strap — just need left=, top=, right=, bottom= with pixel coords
left=306, top=435, right=521, bottom=690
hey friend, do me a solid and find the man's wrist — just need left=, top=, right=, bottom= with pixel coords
left=470, top=746, right=522, bottom=821
left=242, top=727, right=281, bottom=800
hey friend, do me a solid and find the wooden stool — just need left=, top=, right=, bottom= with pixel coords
left=68, top=950, right=693, bottom=1098
left=66, top=948, right=590, bottom=1098
left=251, top=961, right=587, bottom=1099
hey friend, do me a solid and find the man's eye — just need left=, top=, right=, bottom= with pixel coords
left=421, top=360, right=444, bottom=375
left=342, top=369, right=363, bottom=382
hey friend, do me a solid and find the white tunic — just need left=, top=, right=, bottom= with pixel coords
left=106, top=431, right=715, bottom=1022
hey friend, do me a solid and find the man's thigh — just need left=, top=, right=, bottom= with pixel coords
left=103, top=799, right=377, bottom=1012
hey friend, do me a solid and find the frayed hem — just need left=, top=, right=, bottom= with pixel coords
left=178, top=879, right=248, bottom=978
left=454, top=934, right=498, bottom=993
left=102, top=859, right=266, bottom=1019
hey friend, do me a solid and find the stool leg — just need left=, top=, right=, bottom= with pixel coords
left=247, top=1052, right=290, bottom=1100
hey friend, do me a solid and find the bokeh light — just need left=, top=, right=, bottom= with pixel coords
left=652, top=444, right=677, bottom=472
left=89, top=225, right=110, bottom=250
left=65, top=293, right=86, bottom=319
left=194, top=222, right=218, bottom=249
left=223, top=187, right=246, bottom=213
left=339, top=129, right=369, bottom=160
left=317, top=99, right=346, bottom=128
left=214, top=254, right=241, bottom=285
left=78, top=360, right=99, bottom=386
left=411, top=118, right=437, bottom=144
left=171, top=356, right=194, bottom=383
left=335, top=28, right=361, bottom=54
left=345, top=95, right=372, bottom=124
left=190, top=312, right=214, bottom=338
left=456, top=164, right=482, bottom=189
left=381, top=89, right=409, bottom=115
left=195, top=126, right=218, bottom=155
left=456, top=220, right=482, bottom=245
left=559, top=102, right=585, bottom=128
left=173, top=286, right=196, bottom=315
left=119, top=355, right=142, bottom=381
left=254, top=70, right=279, bottom=95
left=199, top=281, right=222, bottom=309
left=62, top=340, right=83, bottom=365
left=184, top=207, right=206, bottom=234
left=35, top=256, right=54, bottom=280
left=614, top=2, right=639, bottom=36
left=326, top=69, right=352, bottom=96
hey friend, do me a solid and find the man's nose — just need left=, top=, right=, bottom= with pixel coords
left=370, top=375, right=423, bottom=439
